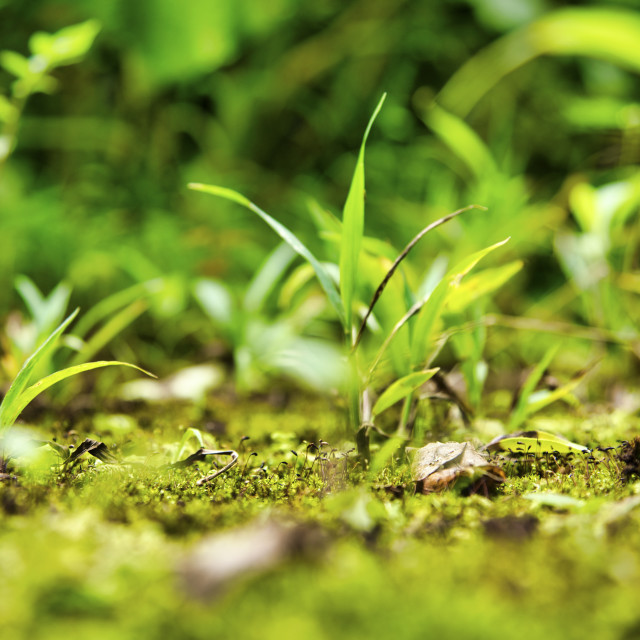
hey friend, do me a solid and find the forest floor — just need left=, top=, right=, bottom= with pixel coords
left=2, top=391, right=640, bottom=640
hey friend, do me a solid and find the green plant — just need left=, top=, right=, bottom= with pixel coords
left=194, top=242, right=344, bottom=392
left=0, top=19, right=101, bottom=171
left=0, top=308, right=152, bottom=435
left=189, top=95, right=518, bottom=458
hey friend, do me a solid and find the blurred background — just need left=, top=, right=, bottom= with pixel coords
left=1, top=0, right=639, bottom=401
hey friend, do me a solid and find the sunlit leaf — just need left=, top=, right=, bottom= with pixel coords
left=5, top=361, right=154, bottom=428
left=486, top=430, right=588, bottom=455
left=372, top=369, right=439, bottom=418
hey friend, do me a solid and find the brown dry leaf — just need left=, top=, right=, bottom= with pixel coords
left=409, top=441, right=505, bottom=495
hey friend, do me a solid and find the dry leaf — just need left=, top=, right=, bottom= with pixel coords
left=409, top=441, right=504, bottom=495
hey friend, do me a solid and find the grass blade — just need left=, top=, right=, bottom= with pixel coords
left=353, top=204, right=486, bottom=350
left=0, top=309, right=79, bottom=430
left=70, top=299, right=148, bottom=367
left=372, top=368, right=439, bottom=419
left=339, top=93, right=386, bottom=334
left=509, top=344, right=560, bottom=430
left=4, top=361, right=155, bottom=428
left=188, top=183, right=345, bottom=326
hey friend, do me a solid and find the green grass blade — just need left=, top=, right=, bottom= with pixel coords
left=72, top=279, right=162, bottom=338
left=5, top=361, right=155, bottom=428
left=339, top=93, right=386, bottom=334
left=243, top=242, right=296, bottom=313
left=509, top=344, right=560, bottom=430
left=524, top=369, right=589, bottom=418
left=70, top=299, right=148, bottom=367
left=189, top=183, right=345, bottom=326
left=445, top=261, right=523, bottom=314
left=438, top=8, right=640, bottom=118
left=0, top=308, right=79, bottom=430
left=372, top=368, right=439, bottom=419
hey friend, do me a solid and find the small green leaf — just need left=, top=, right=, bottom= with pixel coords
left=189, top=183, right=345, bottom=325
left=30, top=20, right=101, bottom=67
left=524, top=492, right=586, bottom=509
left=486, top=430, right=588, bottom=455
left=0, top=50, right=30, bottom=78
left=372, top=369, right=439, bottom=418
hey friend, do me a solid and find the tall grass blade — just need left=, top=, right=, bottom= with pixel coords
left=339, top=93, right=386, bottom=334
left=70, top=299, right=148, bottom=366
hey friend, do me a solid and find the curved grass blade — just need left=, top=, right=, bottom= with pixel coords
left=438, top=8, right=640, bottom=118
left=372, top=368, right=439, bottom=419
left=353, top=204, right=487, bottom=350
left=339, top=93, right=386, bottom=334
left=4, top=361, right=155, bottom=428
left=0, top=308, right=79, bottom=430
left=188, top=183, right=345, bottom=326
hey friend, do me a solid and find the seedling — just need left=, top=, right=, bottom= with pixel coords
left=190, top=95, right=515, bottom=458
left=0, top=308, right=153, bottom=434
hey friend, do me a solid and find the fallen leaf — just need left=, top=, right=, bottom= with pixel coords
left=409, top=441, right=505, bottom=494
left=484, top=430, right=588, bottom=456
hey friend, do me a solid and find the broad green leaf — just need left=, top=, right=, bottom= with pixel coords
left=194, top=278, right=234, bottom=327
left=340, top=93, right=386, bottom=333
left=438, top=8, right=640, bottom=118
left=0, top=51, right=30, bottom=78
left=410, top=279, right=449, bottom=368
left=510, top=344, right=559, bottom=429
left=486, top=430, right=588, bottom=455
left=30, top=20, right=101, bottom=67
left=372, top=369, right=439, bottom=418
left=445, top=261, right=523, bottom=314
left=368, top=436, right=406, bottom=479
left=189, top=183, right=345, bottom=325
left=0, top=309, right=78, bottom=430
left=4, top=361, right=154, bottom=428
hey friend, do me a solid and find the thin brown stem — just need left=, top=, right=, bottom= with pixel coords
left=353, top=204, right=486, bottom=350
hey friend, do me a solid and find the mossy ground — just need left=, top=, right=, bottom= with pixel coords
left=2, top=393, right=640, bottom=640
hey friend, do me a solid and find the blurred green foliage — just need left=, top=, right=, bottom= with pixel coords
left=0, top=0, right=639, bottom=392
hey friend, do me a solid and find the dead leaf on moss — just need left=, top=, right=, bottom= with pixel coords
left=409, top=441, right=504, bottom=495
